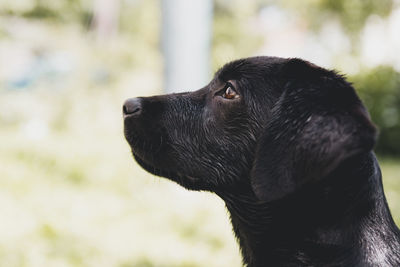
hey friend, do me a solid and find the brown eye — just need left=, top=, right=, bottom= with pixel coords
left=222, top=84, right=238, bottom=99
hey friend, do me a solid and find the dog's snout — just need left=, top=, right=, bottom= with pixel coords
left=123, top=98, right=142, bottom=117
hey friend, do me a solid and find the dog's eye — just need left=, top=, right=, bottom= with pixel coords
left=222, top=83, right=238, bottom=99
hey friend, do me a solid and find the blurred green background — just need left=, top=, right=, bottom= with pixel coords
left=0, top=0, right=399, bottom=266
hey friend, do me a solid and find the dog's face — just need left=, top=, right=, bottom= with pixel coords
left=124, top=57, right=377, bottom=201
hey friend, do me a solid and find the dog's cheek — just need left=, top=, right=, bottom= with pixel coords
left=211, top=97, right=242, bottom=122
left=164, top=97, right=252, bottom=187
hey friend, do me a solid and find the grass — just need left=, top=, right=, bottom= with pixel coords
left=0, top=128, right=242, bottom=267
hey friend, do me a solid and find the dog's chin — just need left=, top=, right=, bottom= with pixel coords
left=131, top=151, right=209, bottom=191
left=132, top=151, right=177, bottom=181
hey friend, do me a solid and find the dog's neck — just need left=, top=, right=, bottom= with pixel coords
left=217, top=152, right=400, bottom=267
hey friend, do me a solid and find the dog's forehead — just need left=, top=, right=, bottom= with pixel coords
left=215, top=56, right=287, bottom=81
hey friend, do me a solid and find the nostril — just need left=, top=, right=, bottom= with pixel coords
left=123, top=105, right=128, bottom=114
left=123, top=98, right=142, bottom=117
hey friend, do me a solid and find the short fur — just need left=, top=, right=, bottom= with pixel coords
left=123, top=56, right=400, bottom=266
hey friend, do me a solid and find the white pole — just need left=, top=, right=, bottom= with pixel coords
left=161, top=0, right=213, bottom=93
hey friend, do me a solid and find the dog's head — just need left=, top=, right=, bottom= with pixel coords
left=123, top=57, right=377, bottom=201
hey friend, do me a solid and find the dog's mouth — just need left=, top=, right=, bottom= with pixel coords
left=124, top=119, right=211, bottom=190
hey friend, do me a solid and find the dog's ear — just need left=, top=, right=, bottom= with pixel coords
left=250, top=58, right=377, bottom=202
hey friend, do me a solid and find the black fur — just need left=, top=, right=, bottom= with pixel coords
left=123, top=56, right=400, bottom=266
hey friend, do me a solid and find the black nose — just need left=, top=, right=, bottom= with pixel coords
left=123, top=98, right=142, bottom=117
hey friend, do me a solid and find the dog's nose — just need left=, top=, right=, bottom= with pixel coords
left=123, top=98, right=142, bottom=117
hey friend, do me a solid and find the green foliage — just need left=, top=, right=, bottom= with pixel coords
left=350, top=66, right=400, bottom=155
left=0, top=0, right=91, bottom=25
left=22, top=4, right=58, bottom=19
left=316, top=0, right=393, bottom=33
left=279, top=0, right=394, bottom=34
left=381, top=158, right=400, bottom=226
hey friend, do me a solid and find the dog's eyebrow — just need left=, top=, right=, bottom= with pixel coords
left=216, top=66, right=236, bottom=81
left=209, top=79, right=223, bottom=92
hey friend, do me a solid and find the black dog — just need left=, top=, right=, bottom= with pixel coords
left=123, top=57, right=400, bottom=266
